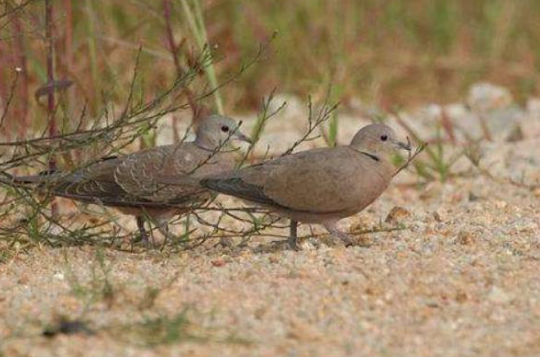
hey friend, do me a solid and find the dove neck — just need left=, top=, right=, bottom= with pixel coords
left=194, top=136, right=236, bottom=153
left=349, top=146, right=381, bottom=162
left=194, top=132, right=222, bottom=151
left=359, top=151, right=380, bottom=162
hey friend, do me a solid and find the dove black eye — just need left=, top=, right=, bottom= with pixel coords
left=380, top=135, right=388, bottom=141
left=221, top=125, right=229, bottom=132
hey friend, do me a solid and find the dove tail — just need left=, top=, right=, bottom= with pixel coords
left=0, top=169, right=59, bottom=187
left=0, top=171, right=16, bottom=186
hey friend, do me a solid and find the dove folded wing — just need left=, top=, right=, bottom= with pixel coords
left=201, top=176, right=283, bottom=208
left=200, top=147, right=390, bottom=214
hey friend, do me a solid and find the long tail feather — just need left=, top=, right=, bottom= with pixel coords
left=0, top=170, right=61, bottom=187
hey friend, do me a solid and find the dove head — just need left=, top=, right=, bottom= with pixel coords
left=194, top=114, right=252, bottom=150
left=349, top=124, right=410, bottom=161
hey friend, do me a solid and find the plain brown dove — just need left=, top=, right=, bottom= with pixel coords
left=1, top=114, right=251, bottom=243
left=198, top=123, right=410, bottom=249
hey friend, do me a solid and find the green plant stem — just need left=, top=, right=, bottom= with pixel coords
left=179, top=0, right=224, bottom=114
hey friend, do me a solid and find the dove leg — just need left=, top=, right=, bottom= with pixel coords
left=157, top=222, right=173, bottom=245
left=136, top=216, right=149, bottom=245
left=288, top=220, right=300, bottom=251
left=323, top=221, right=353, bottom=246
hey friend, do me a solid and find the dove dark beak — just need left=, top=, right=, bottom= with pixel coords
left=234, top=131, right=253, bottom=144
left=395, top=140, right=411, bottom=151
left=233, top=130, right=253, bottom=144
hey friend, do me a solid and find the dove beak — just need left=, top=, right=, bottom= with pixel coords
left=233, top=131, right=253, bottom=144
left=394, top=139, right=411, bottom=152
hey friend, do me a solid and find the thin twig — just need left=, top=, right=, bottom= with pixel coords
left=393, top=141, right=427, bottom=178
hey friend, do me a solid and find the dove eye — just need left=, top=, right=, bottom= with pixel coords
left=221, top=125, right=229, bottom=133
left=380, top=135, right=388, bottom=141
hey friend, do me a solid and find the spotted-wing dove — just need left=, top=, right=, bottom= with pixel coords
left=199, top=123, right=410, bottom=249
left=1, top=114, right=251, bottom=244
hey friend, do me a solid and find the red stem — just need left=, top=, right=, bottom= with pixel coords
left=162, top=0, right=209, bottom=125
left=12, top=13, right=29, bottom=138
left=163, top=0, right=181, bottom=142
left=163, top=0, right=181, bottom=74
left=45, top=0, right=56, bottom=147
left=0, top=43, right=10, bottom=139
left=45, top=0, right=58, bottom=215
left=63, top=0, right=73, bottom=76
left=63, top=0, right=78, bottom=161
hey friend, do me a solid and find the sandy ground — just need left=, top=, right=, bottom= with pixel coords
left=2, top=175, right=540, bottom=357
left=2, top=89, right=540, bottom=356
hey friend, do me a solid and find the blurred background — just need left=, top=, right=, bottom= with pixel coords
left=1, top=0, right=540, bottom=136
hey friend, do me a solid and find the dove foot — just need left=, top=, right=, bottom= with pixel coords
left=269, top=220, right=301, bottom=251
left=156, top=223, right=170, bottom=244
left=155, top=221, right=198, bottom=248
left=156, top=223, right=184, bottom=249
left=214, top=237, right=235, bottom=249
left=323, top=222, right=353, bottom=247
left=269, top=239, right=301, bottom=251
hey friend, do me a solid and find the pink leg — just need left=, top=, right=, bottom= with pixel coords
left=323, top=221, right=353, bottom=246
